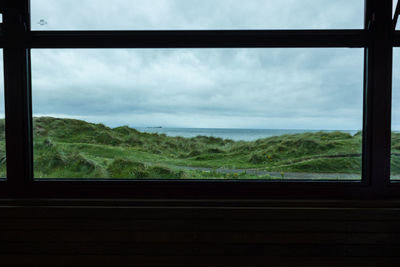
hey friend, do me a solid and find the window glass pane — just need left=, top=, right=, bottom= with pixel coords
left=32, top=48, right=363, bottom=180
left=394, top=0, right=400, bottom=30
left=0, top=50, right=5, bottom=178
left=392, top=48, right=400, bottom=180
left=31, top=0, right=364, bottom=30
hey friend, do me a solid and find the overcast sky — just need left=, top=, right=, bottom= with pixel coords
left=31, top=0, right=364, bottom=30
left=30, top=48, right=364, bottom=130
left=4, top=0, right=399, bottom=130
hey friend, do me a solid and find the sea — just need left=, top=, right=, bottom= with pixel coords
left=134, top=128, right=359, bottom=142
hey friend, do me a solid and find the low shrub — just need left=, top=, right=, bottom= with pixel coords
left=107, top=158, right=148, bottom=178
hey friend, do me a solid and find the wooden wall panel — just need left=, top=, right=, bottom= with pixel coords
left=0, top=201, right=399, bottom=266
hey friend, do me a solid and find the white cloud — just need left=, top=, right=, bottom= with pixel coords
left=28, top=1, right=367, bottom=130
left=392, top=49, right=400, bottom=131
left=31, top=0, right=363, bottom=30
left=31, top=48, right=364, bottom=130
left=0, top=51, right=4, bottom=118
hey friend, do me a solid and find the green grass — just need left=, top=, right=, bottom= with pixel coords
left=0, top=119, right=5, bottom=177
left=4, top=116, right=400, bottom=179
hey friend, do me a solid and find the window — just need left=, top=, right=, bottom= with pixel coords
left=392, top=48, right=400, bottom=180
left=31, top=48, right=363, bottom=180
left=31, top=0, right=364, bottom=30
left=0, top=50, right=5, bottom=179
left=393, top=2, right=400, bottom=180
left=0, top=0, right=398, bottom=198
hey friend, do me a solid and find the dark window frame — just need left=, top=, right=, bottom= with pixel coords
left=0, top=0, right=398, bottom=199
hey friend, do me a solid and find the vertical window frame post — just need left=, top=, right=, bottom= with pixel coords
left=364, top=0, right=393, bottom=193
left=3, top=0, right=33, bottom=195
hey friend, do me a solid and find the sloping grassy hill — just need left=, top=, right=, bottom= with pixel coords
left=5, top=116, right=400, bottom=179
left=0, top=119, right=5, bottom=177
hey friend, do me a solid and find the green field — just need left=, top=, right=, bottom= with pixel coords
left=0, top=117, right=399, bottom=179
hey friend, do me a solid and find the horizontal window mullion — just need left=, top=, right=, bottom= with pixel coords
left=23, top=30, right=368, bottom=48
left=393, top=31, right=400, bottom=46
left=0, top=32, right=3, bottom=47
left=2, top=180, right=399, bottom=199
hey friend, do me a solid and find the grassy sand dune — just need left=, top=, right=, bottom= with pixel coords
left=1, top=117, right=398, bottom=179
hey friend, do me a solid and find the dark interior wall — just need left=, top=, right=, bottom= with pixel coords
left=0, top=1, right=399, bottom=266
left=1, top=200, right=400, bottom=266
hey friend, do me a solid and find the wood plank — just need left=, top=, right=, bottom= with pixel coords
left=1, top=255, right=399, bottom=267
left=0, top=230, right=399, bottom=244
left=1, top=243, right=400, bottom=257
left=4, top=199, right=400, bottom=208
left=1, top=207, right=400, bottom=221
left=0, top=219, right=398, bottom=233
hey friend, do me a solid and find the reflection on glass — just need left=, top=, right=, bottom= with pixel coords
left=0, top=50, right=5, bottom=178
left=31, top=0, right=363, bottom=30
left=32, top=48, right=363, bottom=180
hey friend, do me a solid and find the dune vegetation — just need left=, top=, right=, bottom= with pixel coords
left=0, top=116, right=398, bottom=179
